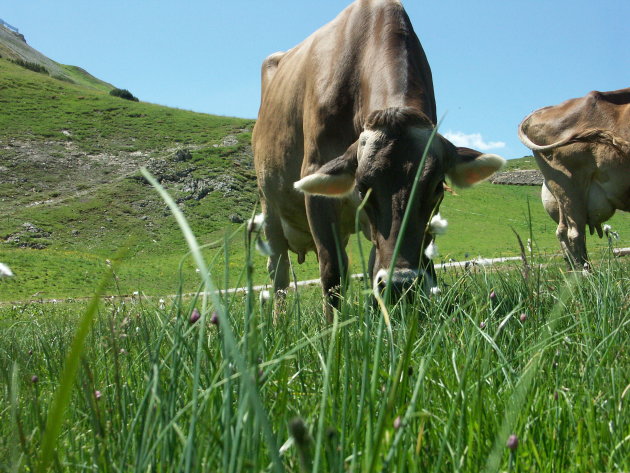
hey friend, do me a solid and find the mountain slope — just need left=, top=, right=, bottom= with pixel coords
left=0, top=54, right=260, bottom=300
left=0, top=23, right=113, bottom=91
left=1, top=36, right=627, bottom=302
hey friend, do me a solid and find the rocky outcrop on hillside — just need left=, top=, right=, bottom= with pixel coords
left=491, top=170, right=544, bottom=186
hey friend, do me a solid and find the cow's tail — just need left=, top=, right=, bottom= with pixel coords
left=519, top=112, right=630, bottom=154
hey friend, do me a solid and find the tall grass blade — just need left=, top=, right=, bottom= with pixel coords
left=141, top=168, right=285, bottom=473
left=38, top=254, right=124, bottom=471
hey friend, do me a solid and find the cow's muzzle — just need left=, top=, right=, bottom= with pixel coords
left=373, top=268, right=433, bottom=300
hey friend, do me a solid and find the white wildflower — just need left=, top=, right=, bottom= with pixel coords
left=430, top=286, right=441, bottom=296
left=159, top=298, right=166, bottom=309
left=429, top=213, right=448, bottom=235
left=424, top=241, right=439, bottom=260
left=248, top=213, right=265, bottom=232
left=527, top=238, right=532, bottom=253
left=0, top=263, right=14, bottom=277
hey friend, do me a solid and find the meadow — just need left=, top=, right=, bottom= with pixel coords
left=1, top=183, right=629, bottom=471
left=1, top=57, right=629, bottom=303
left=1, top=53, right=629, bottom=473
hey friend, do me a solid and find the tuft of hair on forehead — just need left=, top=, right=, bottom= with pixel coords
left=364, top=107, right=434, bottom=134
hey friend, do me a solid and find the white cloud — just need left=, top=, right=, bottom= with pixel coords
left=443, top=131, right=506, bottom=151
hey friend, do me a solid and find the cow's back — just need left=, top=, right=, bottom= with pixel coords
left=253, top=0, right=435, bottom=219
left=521, top=89, right=630, bottom=148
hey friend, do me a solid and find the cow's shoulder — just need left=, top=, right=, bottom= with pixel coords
left=260, top=51, right=286, bottom=95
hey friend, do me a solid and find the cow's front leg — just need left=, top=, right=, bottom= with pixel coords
left=306, top=195, right=348, bottom=323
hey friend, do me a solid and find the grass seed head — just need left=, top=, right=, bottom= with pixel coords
left=424, top=240, right=439, bottom=260
left=248, top=213, right=265, bottom=233
left=429, top=213, right=448, bottom=235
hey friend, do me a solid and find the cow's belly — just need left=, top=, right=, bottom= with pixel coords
left=588, top=181, right=616, bottom=225
left=280, top=217, right=315, bottom=261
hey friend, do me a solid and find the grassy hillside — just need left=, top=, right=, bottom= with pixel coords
left=1, top=56, right=628, bottom=302
left=0, top=57, right=258, bottom=300
left=0, top=24, right=113, bottom=91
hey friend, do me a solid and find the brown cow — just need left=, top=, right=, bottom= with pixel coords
left=518, top=88, right=630, bottom=269
left=253, top=0, right=505, bottom=320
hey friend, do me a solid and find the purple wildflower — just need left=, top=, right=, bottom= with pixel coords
left=519, top=312, right=527, bottom=322
left=94, top=390, right=102, bottom=401
left=506, top=434, right=518, bottom=451
left=489, top=290, right=496, bottom=300
left=210, top=312, right=219, bottom=326
left=189, top=308, right=201, bottom=325
left=31, top=375, right=39, bottom=384
left=393, top=416, right=402, bottom=430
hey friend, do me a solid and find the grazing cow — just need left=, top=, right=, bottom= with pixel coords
left=518, top=88, right=630, bottom=268
left=253, top=0, right=505, bottom=320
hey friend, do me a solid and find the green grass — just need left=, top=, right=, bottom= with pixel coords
left=0, top=58, right=249, bottom=149
left=2, top=34, right=628, bottom=472
left=1, top=230, right=628, bottom=472
left=2, top=55, right=629, bottom=303
left=3, top=177, right=628, bottom=302
left=1, top=170, right=628, bottom=472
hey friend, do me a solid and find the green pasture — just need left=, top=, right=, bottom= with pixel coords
left=1, top=232, right=628, bottom=472
left=1, top=54, right=629, bottom=472
left=1, top=178, right=628, bottom=302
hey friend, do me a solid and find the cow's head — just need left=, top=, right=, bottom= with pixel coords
left=295, top=107, right=505, bottom=296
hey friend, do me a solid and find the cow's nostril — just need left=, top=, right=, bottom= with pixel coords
left=373, top=269, right=419, bottom=297
left=390, top=269, right=418, bottom=296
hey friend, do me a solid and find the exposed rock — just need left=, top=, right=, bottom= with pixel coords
left=221, top=135, right=239, bottom=147
left=174, top=149, right=192, bottom=162
left=22, top=222, right=51, bottom=236
left=3, top=222, right=51, bottom=249
left=229, top=214, right=244, bottom=224
left=491, top=170, right=543, bottom=186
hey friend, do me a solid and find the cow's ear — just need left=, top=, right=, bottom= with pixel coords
left=294, top=141, right=358, bottom=197
left=446, top=146, right=505, bottom=188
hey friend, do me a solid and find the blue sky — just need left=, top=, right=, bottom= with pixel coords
left=3, top=1, right=628, bottom=158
